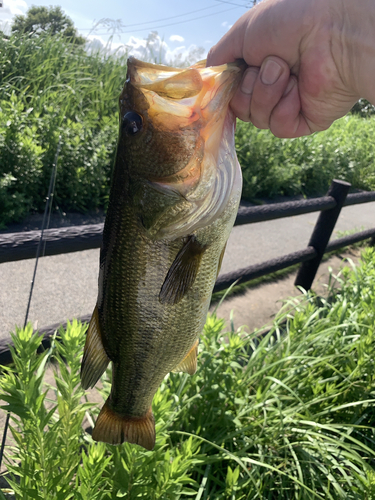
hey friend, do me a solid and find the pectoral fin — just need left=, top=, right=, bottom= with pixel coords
left=172, top=340, right=199, bottom=376
left=80, top=306, right=110, bottom=390
left=216, top=242, right=227, bottom=278
left=159, top=235, right=207, bottom=305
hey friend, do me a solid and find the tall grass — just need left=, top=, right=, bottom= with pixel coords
left=2, top=248, right=375, bottom=498
left=0, top=31, right=124, bottom=226
left=0, top=31, right=127, bottom=120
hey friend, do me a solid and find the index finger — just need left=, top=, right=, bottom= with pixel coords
left=206, top=15, right=249, bottom=67
left=207, top=1, right=306, bottom=70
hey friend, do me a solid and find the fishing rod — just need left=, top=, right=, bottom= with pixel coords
left=0, top=137, right=62, bottom=470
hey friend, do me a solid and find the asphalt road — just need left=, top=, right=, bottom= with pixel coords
left=1, top=201, right=375, bottom=342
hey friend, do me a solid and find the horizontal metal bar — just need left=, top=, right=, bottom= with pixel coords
left=1, top=190, right=375, bottom=264
left=0, top=224, right=103, bottom=263
left=235, top=190, right=375, bottom=225
left=344, top=190, right=375, bottom=206
left=235, top=196, right=336, bottom=225
left=213, top=246, right=317, bottom=293
left=214, top=227, right=375, bottom=294
left=326, top=227, right=375, bottom=252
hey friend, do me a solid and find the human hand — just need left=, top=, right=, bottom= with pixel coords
left=207, top=0, right=375, bottom=137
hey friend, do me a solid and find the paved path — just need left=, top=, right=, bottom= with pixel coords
left=1, top=201, right=375, bottom=341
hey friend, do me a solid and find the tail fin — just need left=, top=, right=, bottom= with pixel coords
left=92, top=400, right=155, bottom=451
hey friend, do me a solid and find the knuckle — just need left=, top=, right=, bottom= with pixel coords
left=250, top=114, right=270, bottom=129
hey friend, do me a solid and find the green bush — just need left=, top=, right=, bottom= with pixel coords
left=0, top=95, right=117, bottom=226
left=0, top=97, right=45, bottom=223
left=2, top=249, right=375, bottom=498
left=237, top=115, right=375, bottom=200
left=1, top=30, right=375, bottom=227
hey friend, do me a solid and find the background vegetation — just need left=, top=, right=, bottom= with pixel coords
left=237, top=116, right=375, bottom=200
left=2, top=12, right=375, bottom=497
left=1, top=28, right=375, bottom=227
left=0, top=31, right=122, bottom=226
left=2, top=248, right=375, bottom=499
left=11, top=5, right=85, bottom=45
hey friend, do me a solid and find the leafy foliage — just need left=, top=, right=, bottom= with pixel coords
left=11, top=6, right=85, bottom=45
left=1, top=30, right=375, bottom=227
left=2, top=250, right=375, bottom=498
left=351, top=98, right=375, bottom=117
left=236, top=115, right=375, bottom=200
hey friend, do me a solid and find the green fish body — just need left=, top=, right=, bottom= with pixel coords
left=81, top=58, right=244, bottom=450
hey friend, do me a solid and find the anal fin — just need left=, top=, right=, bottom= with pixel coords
left=92, top=401, right=155, bottom=451
left=80, top=306, right=110, bottom=390
left=172, top=340, right=199, bottom=376
left=159, top=235, right=207, bottom=305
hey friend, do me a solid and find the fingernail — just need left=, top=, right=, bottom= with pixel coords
left=283, top=77, right=296, bottom=96
left=260, top=59, right=282, bottom=85
left=241, top=68, right=258, bottom=95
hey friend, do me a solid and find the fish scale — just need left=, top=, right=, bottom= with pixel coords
left=80, top=57, right=244, bottom=449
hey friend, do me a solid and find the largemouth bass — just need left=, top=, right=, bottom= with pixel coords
left=81, top=57, right=244, bottom=450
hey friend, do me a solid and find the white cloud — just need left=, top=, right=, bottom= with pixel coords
left=169, top=34, right=184, bottom=43
left=126, top=32, right=206, bottom=67
left=221, top=21, right=232, bottom=31
left=0, top=0, right=28, bottom=29
left=86, top=34, right=125, bottom=54
left=86, top=31, right=206, bottom=67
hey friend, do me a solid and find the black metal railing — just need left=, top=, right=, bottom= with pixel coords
left=216, top=181, right=375, bottom=292
left=1, top=181, right=375, bottom=265
left=1, top=179, right=375, bottom=363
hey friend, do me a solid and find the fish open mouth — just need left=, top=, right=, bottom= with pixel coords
left=125, top=57, right=244, bottom=138
left=120, top=57, right=244, bottom=239
left=142, top=60, right=244, bottom=190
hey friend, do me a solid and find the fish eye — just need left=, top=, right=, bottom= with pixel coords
left=122, top=111, right=143, bottom=135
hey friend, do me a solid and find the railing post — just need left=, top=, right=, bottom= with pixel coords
left=294, top=179, right=351, bottom=291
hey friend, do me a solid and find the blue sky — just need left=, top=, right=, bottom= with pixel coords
left=1, top=0, right=252, bottom=63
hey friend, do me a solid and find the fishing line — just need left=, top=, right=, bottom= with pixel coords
left=24, top=138, right=61, bottom=327
left=0, top=137, right=62, bottom=470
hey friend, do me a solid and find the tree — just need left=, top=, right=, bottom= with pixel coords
left=351, top=98, right=375, bottom=117
left=11, top=6, right=86, bottom=45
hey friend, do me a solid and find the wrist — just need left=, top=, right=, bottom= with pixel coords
left=333, top=0, right=375, bottom=104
